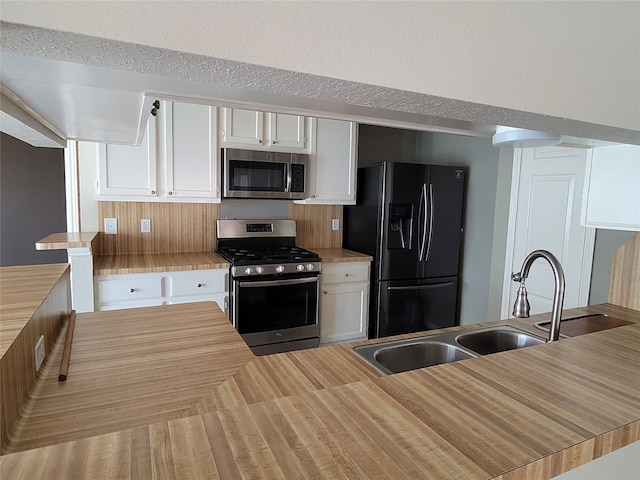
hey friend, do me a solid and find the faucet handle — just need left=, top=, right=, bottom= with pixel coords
left=511, top=272, right=523, bottom=282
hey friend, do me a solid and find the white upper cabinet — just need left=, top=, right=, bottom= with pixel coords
left=97, top=116, right=158, bottom=197
left=96, top=101, right=220, bottom=203
left=163, top=101, right=219, bottom=200
left=220, top=108, right=313, bottom=153
left=296, top=118, right=358, bottom=205
left=581, top=143, right=640, bottom=231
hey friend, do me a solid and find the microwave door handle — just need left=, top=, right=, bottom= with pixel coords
left=285, top=163, right=291, bottom=193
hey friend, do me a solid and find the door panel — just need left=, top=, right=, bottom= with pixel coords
left=379, top=162, right=428, bottom=280
left=419, top=165, right=465, bottom=278
left=503, top=147, right=594, bottom=317
left=375, top=277, right=458, bottom=338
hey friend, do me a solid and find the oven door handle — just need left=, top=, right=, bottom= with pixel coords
left=238, top=276, right=318, bottom=288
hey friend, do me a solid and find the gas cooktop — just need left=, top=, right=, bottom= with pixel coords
left=217, top=245, right=320, bottom=265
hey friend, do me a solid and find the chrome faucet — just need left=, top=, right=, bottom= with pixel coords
left=511, top=250, right=565, bottom=342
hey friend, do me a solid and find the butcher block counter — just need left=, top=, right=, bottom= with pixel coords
left=6, top=234, right=632, bottom=478
left=92, top=248, right=367, bottom=275
left=1, top=286, right=639, bottom=480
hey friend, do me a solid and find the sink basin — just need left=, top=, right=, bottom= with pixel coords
left=354, top=336, right=476, bottom=374
left=354, top=325, right=545, bottom=375
left=455, top=327, right=544, bottom=355
left=372, top=341, right=475, bottom=374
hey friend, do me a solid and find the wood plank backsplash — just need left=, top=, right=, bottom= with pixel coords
left=97, top=202, right=340, bottom=255
left=609, top=233, right=640, bottom=310
left=98, top=202, right=218, bottom=255
left=289, top=203, right=343, bottom=249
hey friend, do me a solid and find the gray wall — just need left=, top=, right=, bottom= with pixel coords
left=219, top=198, right=289, bottom=220
left=589, top=229, right=638, bottom=304
left=0, top=133, right=67, bottom=266
left=416, top=132, right=506, bottom=325
left=357, top=125, right=418, bottom=167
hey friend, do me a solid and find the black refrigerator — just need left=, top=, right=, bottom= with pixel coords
left=343, top=161, right=465, bottom=338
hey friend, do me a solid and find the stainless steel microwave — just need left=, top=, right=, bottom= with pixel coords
left=222, top=148, right=309, bottom=200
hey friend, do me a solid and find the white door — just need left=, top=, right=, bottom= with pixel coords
left=163, top=101, right=219, bottom=200
left=501, top=146, right=595, bottom=318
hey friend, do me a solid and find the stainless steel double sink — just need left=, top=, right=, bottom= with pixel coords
left=353, top=325, right=545, bottom=374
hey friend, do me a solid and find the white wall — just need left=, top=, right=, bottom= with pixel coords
left=1, top=1, right=638, bottom=133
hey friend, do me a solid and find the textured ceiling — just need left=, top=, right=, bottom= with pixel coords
left=1, top=22, right=639, bottom=145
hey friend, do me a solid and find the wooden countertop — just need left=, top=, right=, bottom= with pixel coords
left=93, top=252, right=229, bottom=274
left=93, top=248, right=369, bottom=275
left=1, top=303, right=638, bottom=478
left=311, top=247, right=372, bottom=263
left=35, top=232, right=98, bottom=250
left=0, top=263, right=69, bottom=358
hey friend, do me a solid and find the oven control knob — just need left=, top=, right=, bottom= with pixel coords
left=275, top=265, right=285, bottom=274
left=296, top=264, right=305, bottom=272
left=244, top=267, right=253, bottom=276
left=255, top=266, right=264, bottom=274
left=306, top=264, right=315, bottom=271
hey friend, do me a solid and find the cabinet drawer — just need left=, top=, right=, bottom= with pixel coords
left=321, top=262, right=370, bottom=285
left=168, top=270, right=227, bottom=297
left=96, top=275, right=163, bottom=304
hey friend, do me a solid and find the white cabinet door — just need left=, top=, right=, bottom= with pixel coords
left=96, top=101, right=220, bottom=203
left=319, top=262, right=370, bottom=345
left=220, top=107, right=312, bottom=153
left=296, top=119, right=357, bottom=205
left=581, top=144, right=640, bottom=231
left=268, top=113, right=306, bottom=150
left=221, top=108, right=264, bottom=146
left=96, top=117, right=158, bottom=198
left=320, top=282, right=369, bottom=345
left=163, top=101, right=220, bottom=200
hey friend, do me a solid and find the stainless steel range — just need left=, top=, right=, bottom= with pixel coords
left=216, top=219, right=321, bottom=355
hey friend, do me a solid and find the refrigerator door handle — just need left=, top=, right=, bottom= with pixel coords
left=387, top=281, right=453, bottom=291
left=418, top=183, right=428, bottom=261
left=425, top=183, right=434, bottom=262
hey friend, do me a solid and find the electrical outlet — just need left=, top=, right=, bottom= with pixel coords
left=35, top=335, right=45, bottom=372
left=104, top=217, right=118, bottom=234
left=141, top=218, right=151, bottom=233
left=332, top=218, right=340, bottom=231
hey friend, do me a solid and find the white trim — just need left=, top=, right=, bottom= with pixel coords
left=64, top=140, right=80, bottom=232
left=500, top=148, right=523, bottom=319
left=578, top=227, right=596, bottom=306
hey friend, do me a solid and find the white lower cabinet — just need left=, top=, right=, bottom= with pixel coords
left=95, top=269, right=228, bottom=313
left=319, top=262, right=370, bottom=345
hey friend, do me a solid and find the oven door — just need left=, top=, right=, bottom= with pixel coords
left=232, top=275, right=319, bottom=347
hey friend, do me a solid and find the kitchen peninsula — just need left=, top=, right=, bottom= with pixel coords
left=1, top=265, right=639, bottom=479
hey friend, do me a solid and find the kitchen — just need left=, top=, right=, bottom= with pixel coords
left=1, top=1, right=640, bottom=478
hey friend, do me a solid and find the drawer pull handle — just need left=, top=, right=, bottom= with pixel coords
left=197, top=283, right=203, bottom=288
left=323, top=290, right=328, bottom=295
left=345, top=273, right=350, bottom=277
left=130, top=288, right=135, bottom=293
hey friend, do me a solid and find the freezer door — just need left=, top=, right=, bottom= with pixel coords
left=373, top=277, right=458, bottom=338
